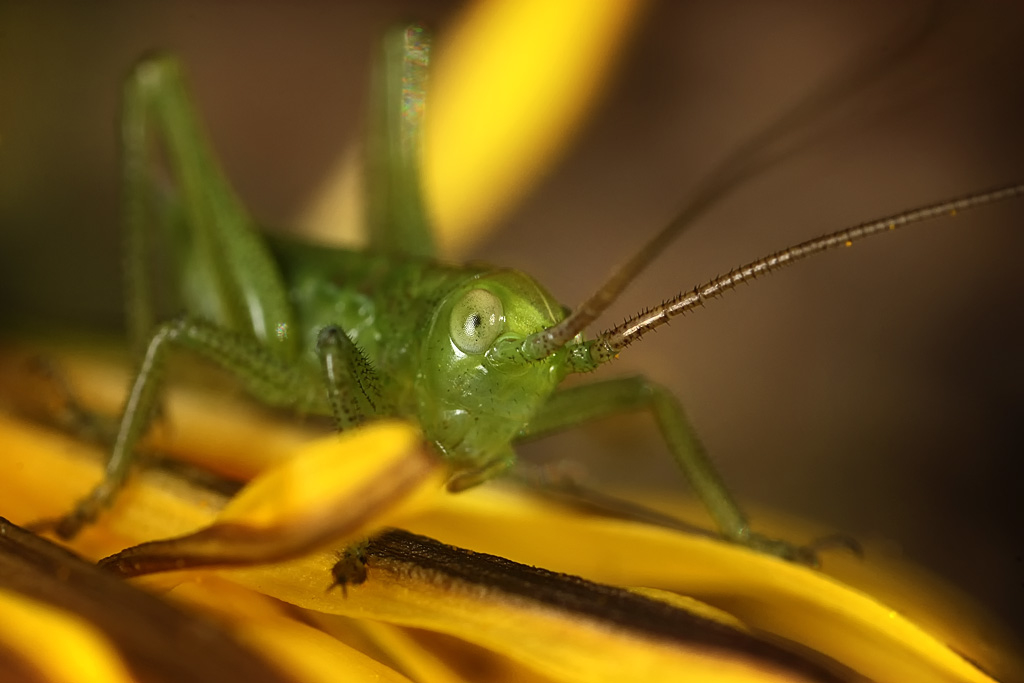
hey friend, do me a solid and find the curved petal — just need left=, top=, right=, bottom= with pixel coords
left=1, top=346, right=1018, bottom=683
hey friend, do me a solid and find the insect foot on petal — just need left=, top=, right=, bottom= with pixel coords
left=329, top=541, right=370, bottom=597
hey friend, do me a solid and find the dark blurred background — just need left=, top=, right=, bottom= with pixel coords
left=2, top=1, right=1022, bottom=639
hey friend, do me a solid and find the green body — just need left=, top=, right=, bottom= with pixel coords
left=53, top=25, right=813, bottom=563
left=268, top=240, right=569, bottom=471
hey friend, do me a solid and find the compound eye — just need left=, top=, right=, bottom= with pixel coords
left=449, top=288, right=505, bottom=354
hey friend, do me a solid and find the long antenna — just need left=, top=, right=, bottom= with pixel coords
left=511, top=3, right=943, bottom=362
left=565, top=183, right=1023, bottom=368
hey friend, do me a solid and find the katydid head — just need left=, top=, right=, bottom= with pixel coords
left=417, top=268, right=570, bottom=477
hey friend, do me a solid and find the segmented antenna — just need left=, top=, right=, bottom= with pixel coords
left=571, top=183, right=1024, bottom=368
left=514, top=3, right=942, bottom=362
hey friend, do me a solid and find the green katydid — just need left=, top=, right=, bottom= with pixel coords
left=43, top=20, right=1023, bottom=572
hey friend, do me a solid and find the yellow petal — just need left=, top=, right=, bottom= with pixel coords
left=216, top=421, right=439, bottom=531
left=0, top=339, right=315, bottom=480
left=425, top=0, right=649, bottom=254
left=0, top=410, right=222, bottom=559
left=0, top=517, right=305, bottom=683
left=100, top=421, right=445, bottom=575
left=299, top=1, right=649, bottom=256
left=399, top=487, right=1016, bottom=683
left=349, top=620, right=476, bottom=683
left=217, top=530, right=835, bottom=683
left=2, top=344, right=1018, bottom=683
left=0, top=589, right=134, bottom=683
left=168, top=578, right=414, bottom=683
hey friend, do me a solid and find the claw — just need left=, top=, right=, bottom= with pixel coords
left=24, top=509, right=92, bottom=541
left=740, top=532, right=817, bottom=566
left=21, top=516, right=59, bottom=536
left=737, top=528, right=864, bottom=565
left=739, top=530, right=862, bottom=568
left=26, top=485, right=111, bottom=541
left=54, top=511, right=91, bottom=540
left=805, top=532, right=864, bottom=559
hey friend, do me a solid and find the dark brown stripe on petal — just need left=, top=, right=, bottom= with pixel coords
left=366, top=528, right=868, bottom=683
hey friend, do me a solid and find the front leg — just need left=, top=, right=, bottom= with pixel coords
left=50, top=319, right=387, bottom=539
left=50, top=317, right=310, bottom=539
left=315, top=325, right=382, bottom=430
left=41, top=54, right=310, bottom=540
left=519, top=376, right=831, bottom=565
